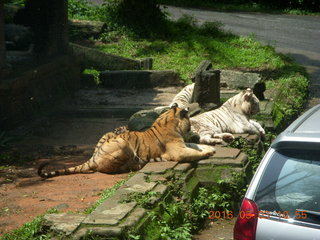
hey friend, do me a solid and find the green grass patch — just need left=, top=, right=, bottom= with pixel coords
left=97, top=17, right=286, bottom=83
left=0, top=209, right=58, bottom=240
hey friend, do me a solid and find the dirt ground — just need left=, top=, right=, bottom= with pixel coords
left=0, top=86, right=178, bottom=236
left=193, top=218, right=235, bottom=240
left=0, top=147, right=128, bottom=236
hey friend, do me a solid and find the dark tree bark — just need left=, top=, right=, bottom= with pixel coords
left=0, top=1, right=6, bottom=70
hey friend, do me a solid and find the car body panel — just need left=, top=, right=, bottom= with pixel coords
left=239, top=104, right=320, bottom=240
left=256, top=218, right=320, bottom=240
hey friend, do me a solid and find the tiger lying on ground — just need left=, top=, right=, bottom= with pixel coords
left=190, top=88, right=265, bottom=145
left=38, top=104, right=215, bottom=178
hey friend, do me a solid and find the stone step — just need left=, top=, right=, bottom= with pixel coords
left=99, top=70, right=183, bottom=89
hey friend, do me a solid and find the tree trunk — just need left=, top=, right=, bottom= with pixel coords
left=0, top=1, right=6, bottom=71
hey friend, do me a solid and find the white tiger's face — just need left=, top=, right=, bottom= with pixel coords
left=226, top=88, right=260, bottom=116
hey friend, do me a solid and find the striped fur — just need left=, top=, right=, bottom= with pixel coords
left=169, top=83, right=195, bottom=109
left=190, top=88, right=265, bottom=145
left=93, top=125, right=129, bottom=155
left=38, top=105, right=215, bottom=178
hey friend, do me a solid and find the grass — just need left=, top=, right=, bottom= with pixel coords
left=95, top=16, right=308, bottom=129
left=97, top=18, right=286, bottom=83
left=0, top=209, right=58, bottom=240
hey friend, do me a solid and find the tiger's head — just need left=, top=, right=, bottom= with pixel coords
left=224, top=88, right=260, bottom=116
left=155, top=103, right=191, bottom=135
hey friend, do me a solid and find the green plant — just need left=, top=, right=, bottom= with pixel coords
left=0, top=209, right=58, bottom=240
left=83, top=68, right=101, bottom=85
left=68, top=0, right=104, bottom=21
left=121, top=191, right=161, bottom=209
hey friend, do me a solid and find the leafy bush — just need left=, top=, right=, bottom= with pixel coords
left=68, top=0, right=104, bottom=20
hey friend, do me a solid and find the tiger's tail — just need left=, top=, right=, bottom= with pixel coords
left=38, top=159, right=96, bottom=179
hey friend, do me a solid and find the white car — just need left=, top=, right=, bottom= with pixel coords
left=234, top=104, right=320, bottom=240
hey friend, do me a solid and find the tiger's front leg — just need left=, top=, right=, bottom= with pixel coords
left=249, top=120, right=265, bottom=136
left=162, top=142, right=215, bottom=163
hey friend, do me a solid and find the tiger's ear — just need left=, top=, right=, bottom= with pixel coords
left=180, top=108, right=189, bottom=119
left=171, top=103, right=178, bottom=108
left=244, top=88, right=253, bottom=101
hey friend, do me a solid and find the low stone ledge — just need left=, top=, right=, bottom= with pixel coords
left=213, top=146, right=241, bottom=159
left=149, top=184, right=169, bottom=205
left=119, top=173, right=158, bottom=193
left=174, top=163, right=192, bottom=173
left=100, top=70, right=183, bottom=89
left=198, top=152, right=248, bottom=167
left=43, top=213, right=86, bottom=236
left=140, top=162, right=178, bottom=174
left=83, top=201, right=137, bottom=225
left=74, top=226, right=122, bottom=239
left=118, top=207, right=147, bottom=229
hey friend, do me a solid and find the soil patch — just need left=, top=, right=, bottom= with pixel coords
left=0, top=152, right=127, bottom=235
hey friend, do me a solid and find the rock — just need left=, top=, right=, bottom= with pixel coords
left=128, top=110, right=159, bottom=131
left=5, top=24, right=33, bottom=51
left=128, top=107, right=169, bottom=131
left=69, top=19, right=105, bottom=39
left=220, top=70, right=266, bottom=100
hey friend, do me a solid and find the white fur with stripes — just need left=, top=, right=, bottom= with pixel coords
left=190, top=88, right=265, bottom=145
left=169, top=83, right=195, bottom=109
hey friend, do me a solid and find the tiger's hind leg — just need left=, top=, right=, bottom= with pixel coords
left=162, top=142, right=215, bottom=163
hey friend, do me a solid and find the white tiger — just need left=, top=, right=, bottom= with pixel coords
left=169, top=83, right=195, bottom=109
left=190, top=88, right=265, bottom=145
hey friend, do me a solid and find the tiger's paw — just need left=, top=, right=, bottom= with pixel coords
left=222, top=133, right=235, bottom=143
left=204, top=146, right=216, bottom=157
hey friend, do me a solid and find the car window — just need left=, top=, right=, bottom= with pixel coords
left=254, top=149, right=320, bottom=226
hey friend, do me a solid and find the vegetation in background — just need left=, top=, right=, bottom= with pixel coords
left=159, top=0, right=320, bottom=15
left=125, top=170, right=246, bottom=240
left=66, top=0, right=309, bottom=129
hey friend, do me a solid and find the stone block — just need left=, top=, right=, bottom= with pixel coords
left=69, top=19, right=105, bottom=39
left=74, top=226, right=122, bottom=239
left=220, top=70, right=261, bottom=89
left=43, top=213, right=86, bottom=236
left=174, top=163, right=192, bottom=173
left=183, top=175, right=200, bottom=198
left=118, top=173, right=158, bottom=194
left=83, top=202, right=137, bottom=225
left=119, top=207, right=146, bottom=229
left=100, top=70, right=182, bottom=89
left=149, top=184, right=169, bottom=205
left=213, top=146, right=241, bottom=159
left=220, top=70, right=265, bottom=100
left=140, top=162, right=178, bottom=174
left=198, top=152, right=248, bottom=167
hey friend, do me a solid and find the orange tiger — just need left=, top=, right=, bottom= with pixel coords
left=38, top=104, right=215, bottom=178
